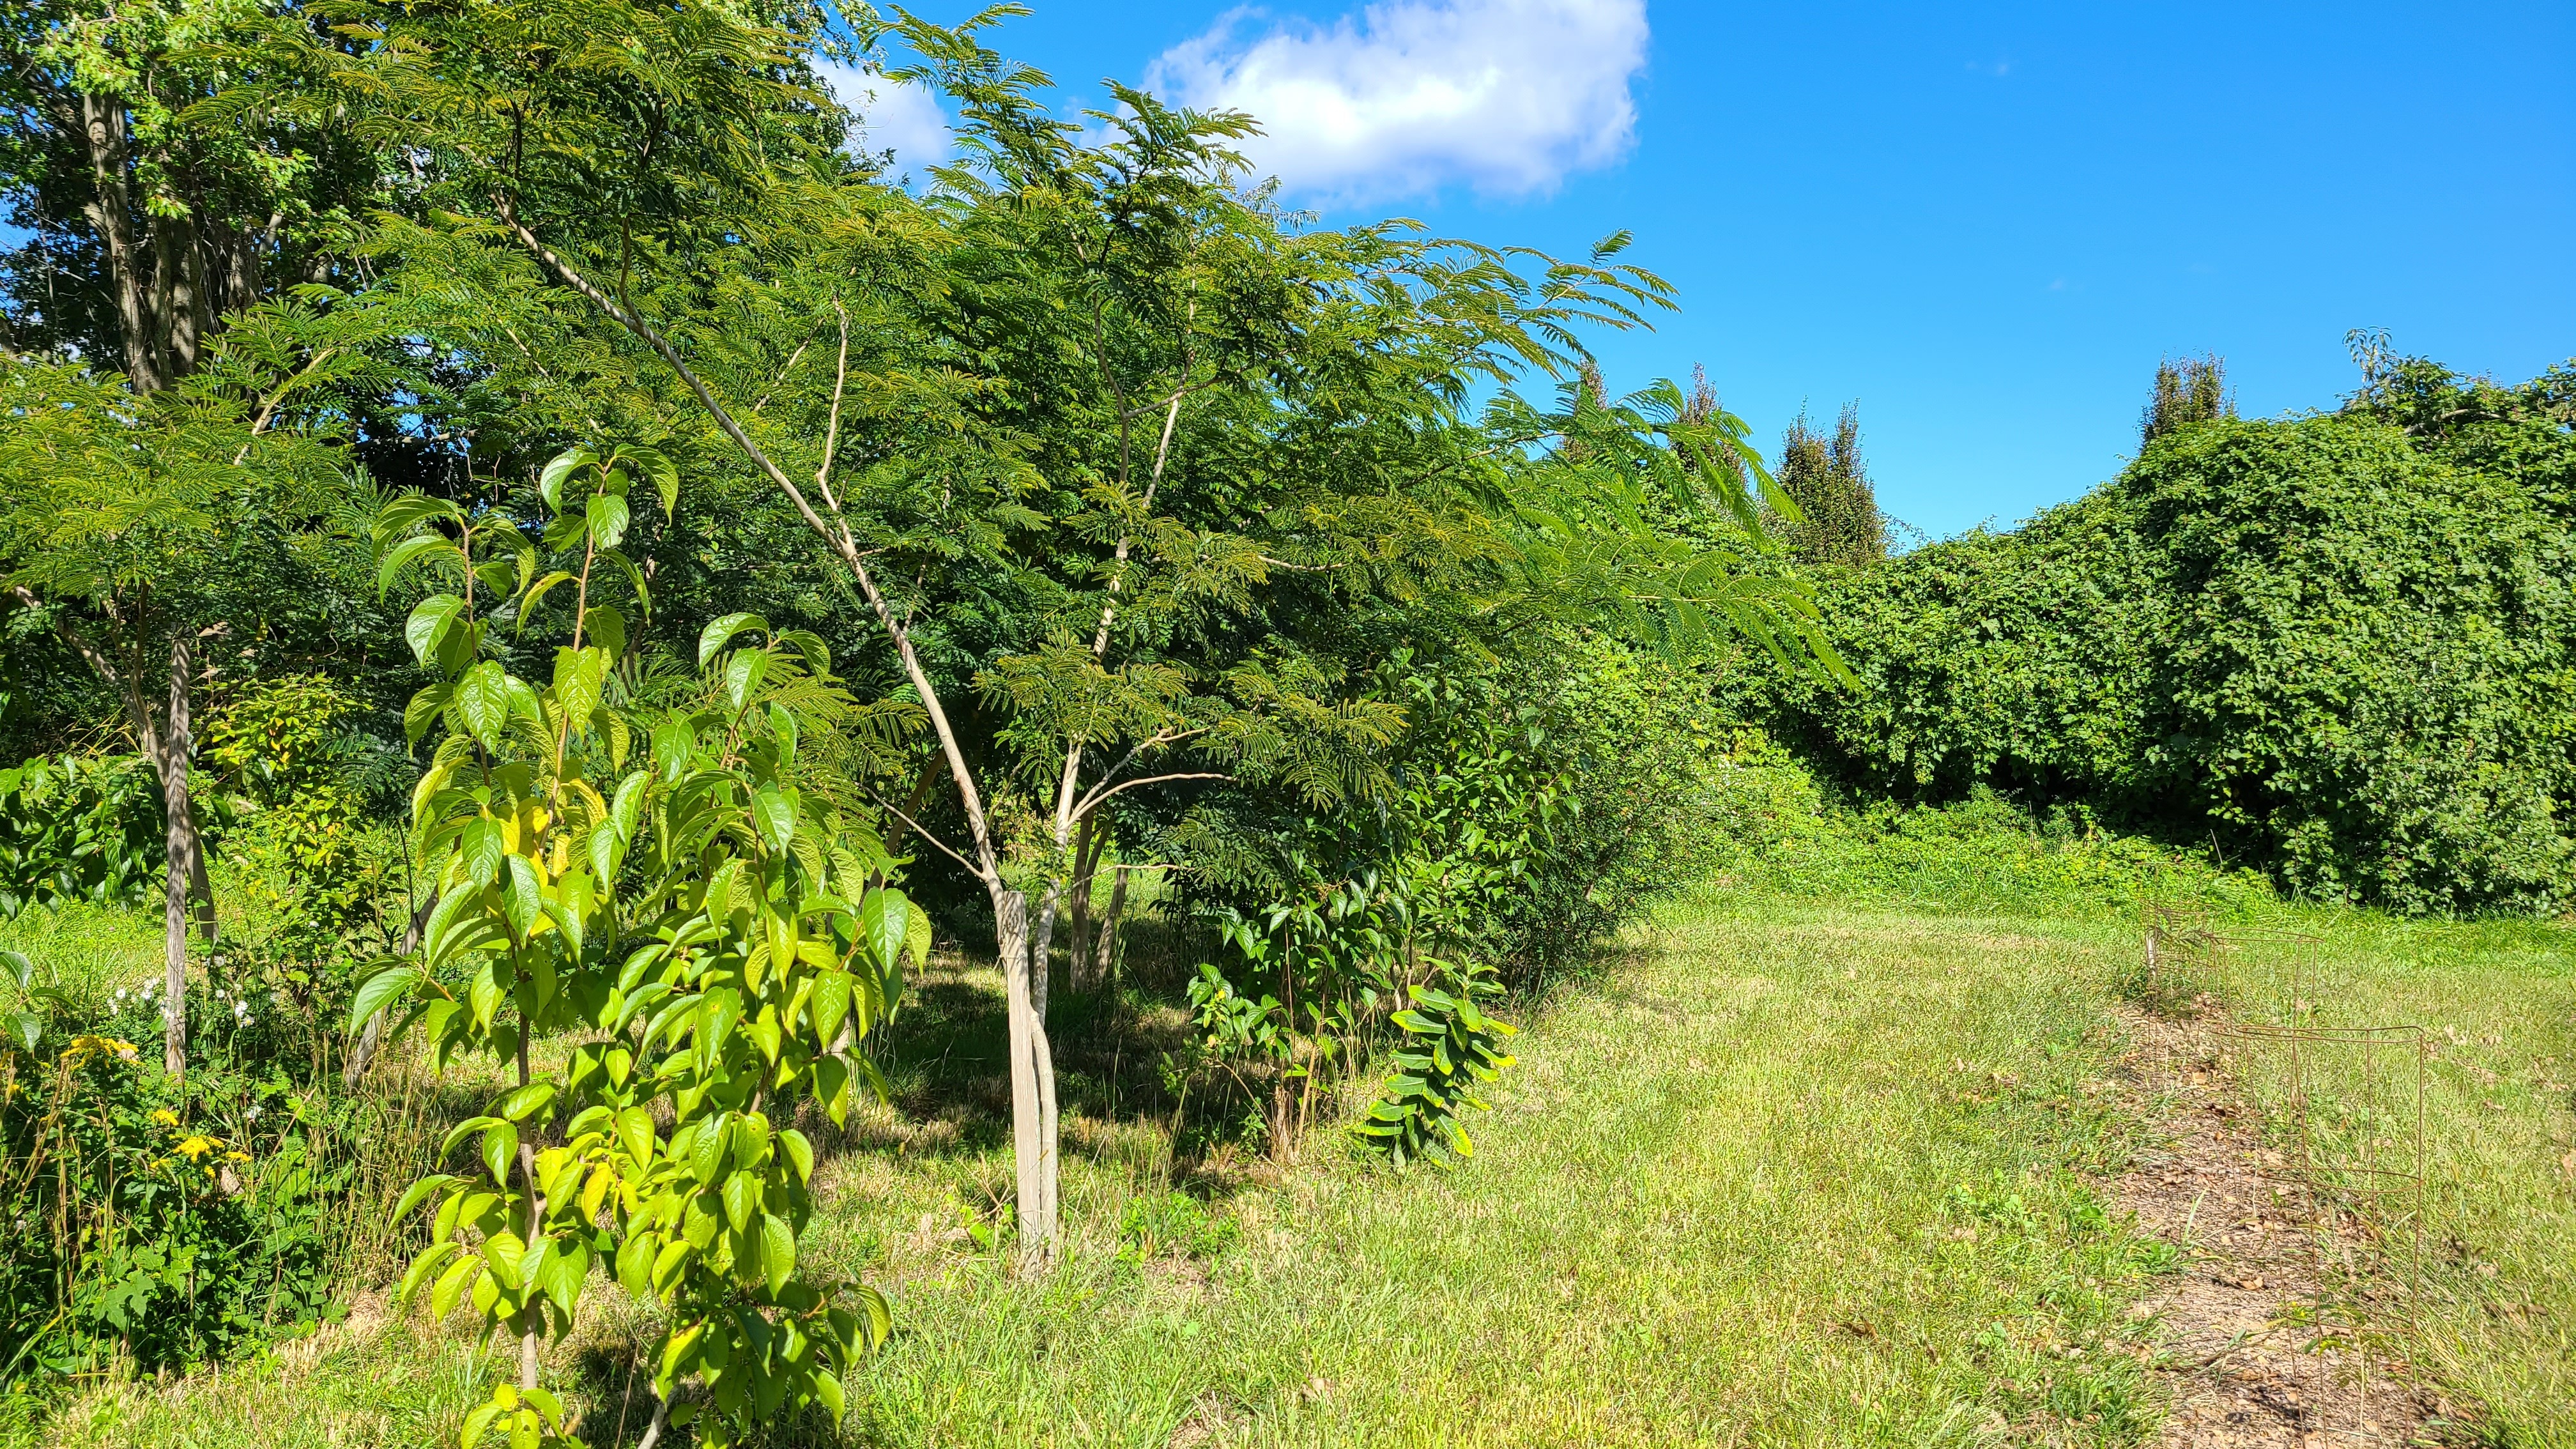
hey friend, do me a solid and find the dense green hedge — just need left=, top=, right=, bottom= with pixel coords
left=1736, top=359, right=2576, bottom=914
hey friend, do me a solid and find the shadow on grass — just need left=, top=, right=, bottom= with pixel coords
left=803, top=912, right=1264, bottom=1189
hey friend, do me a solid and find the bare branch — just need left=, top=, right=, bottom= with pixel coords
left=1072, top=772, right=1228, bottom=822
left=234, top=347, right=336, bottom=464
left=815, top=299, right=850, bottom=510
left=857, top=781, right=982, bottom=878
left=500, top=209, right=1004, bottom=885
left=749, top=339, right=810, bottom=415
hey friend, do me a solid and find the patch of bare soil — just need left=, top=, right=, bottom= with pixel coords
left=2112, top=1004, right=2442, bottom=1447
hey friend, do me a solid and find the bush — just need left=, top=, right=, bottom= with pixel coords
left=1736, top=357, right=2576, bottom=914
left=0, top=1028, right=359, bottom=1384
left=0, top=755, right=165, bottom=919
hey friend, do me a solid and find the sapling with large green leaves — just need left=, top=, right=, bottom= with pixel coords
left=362, top=447, right=916, bottom=1447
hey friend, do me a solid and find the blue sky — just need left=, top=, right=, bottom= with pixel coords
left=854, top=1, right=2575, bottom=539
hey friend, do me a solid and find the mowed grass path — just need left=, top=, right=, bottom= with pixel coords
left=40, top=887, right=2573, bottom=1448
left=823, top=898, right=2168, bottom=1449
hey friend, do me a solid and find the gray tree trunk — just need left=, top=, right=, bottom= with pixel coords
left=150, top=634, right=211, bottom=1078
left=993, top=889, right=1059, bottom=1264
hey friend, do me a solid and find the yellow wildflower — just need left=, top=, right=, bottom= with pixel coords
left=176, top=1135, right=222, bottom=1160
left=150, top=1108, right=181, bottom=1127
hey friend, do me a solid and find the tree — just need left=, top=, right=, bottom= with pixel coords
left=1774, top=403, right=1883, bottom=568
left=256, top=0, right=1837, bottom=1266
left=0, top=309, right=370, bottom=1075
left=0, top=0, right=378, bottom=388
left=2140, top=353, right=2232, bottom=446
left=364, top=445, right=909, bottom=1445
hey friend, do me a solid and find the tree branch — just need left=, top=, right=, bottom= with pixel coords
left=1073, top=772, right=1227, bottom=822
left=500, top=210, right=1002, bottom=884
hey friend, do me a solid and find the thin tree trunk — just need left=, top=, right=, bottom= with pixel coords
left=1031, top=878, right=1059, bottom=1023
left=1096, top=865, right=1130, bottom=990
left=516, top=1023, right=542, bottom=1392
left=993, top=889, right=1058, bottom=1265
left=78, top=93, right=158, bottom=394
left=151, top=634, right=209, bottom=1078
left=1067, top=815, right=1097, bottom=992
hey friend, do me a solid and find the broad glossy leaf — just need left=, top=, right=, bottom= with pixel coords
left=617, top=1106, right=656, bottom=1169
left=617, top=1230, right=657, bottom=1298
left=538, top=447, right=595, bottom=510
left=858, top=887, right=908, bottom=978
left=406, top=594, right=465, bottom=667
left=498, top=1080, right=556, bottom=1123
left=698, top=613, right=767, bottom=668
left=760, top=1213, right=795, bottom=1296
left=586, top=491, right=631, bottom=549
left=750, top=786, right=795, bottom=855
left=348, top=965, right=419, bottom=1032
left=724, top=648, right=768, bottom=713
left=481, top=1121, right=519, bottom=1186
left=455, top=661, right=510, bottom=749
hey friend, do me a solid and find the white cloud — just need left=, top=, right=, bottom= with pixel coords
left=1145, top=0, right=1648, bottom=205
left=818, top=63, right=953, bottom=181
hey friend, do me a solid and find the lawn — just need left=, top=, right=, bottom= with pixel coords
left=8, top=854, right=2571, bottom=1448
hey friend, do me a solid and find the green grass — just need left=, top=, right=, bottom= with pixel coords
left=7, top=817, right=2570, bottom=1446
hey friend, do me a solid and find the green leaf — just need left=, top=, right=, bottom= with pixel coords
left=537, top=1238, right=587, bottom=1320
left=458, top=818, right=506, bottom=888
left=503, top=855, right=544, bottom=940
left=759, top=1213, right=795, bottom=1297
left=586, top=602, right=629, bottom=659
left=750, top=786, right=796, bottom=855
left=396, top=1239, right=458, bottom=1305
left=857, top=888, right=908, bottom=979
left=698, top=613, right=767, bottom=668
left=631, top=447, right=680, bottom=518
left=480, top=1122, right=519, bottom=1186
left=722, top=1172, right=756, bottom=1234
left=403, top=684, right=452, bottom=746
left=378, top=534, right=455, bottom=599
left=617, top=1231, right=657, bottom=1298
left=456, top=662, right=511, bottom=749
left=348, top=965, right=419, bottom=1032
left=459, top=1399, right=502, bottom=1449
left=0, top=949, right=29, bottom=992
left=406, top=594, right=466, bottom=668
left=587, top=491, right=631, bottom=549
left=430, top=1253, right=482, bottom=1321
left=778, top=1128, right=814, bottom=1184
left=515, top=571, right=576, bottom=634
left=903, top=898, right=932, bottom=972
left=617, top=1107, right=656, bottom=1169
left=538, top=447, right=595, bottom=510
left=808, top=970, right=852, bottom=1049
left=689, top=1118, right=728, bottom=1185
left=498, top=1081, right=556, bottom=1123
left=724, top=648, right=768, bottom=714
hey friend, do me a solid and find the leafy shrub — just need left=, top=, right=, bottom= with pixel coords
left=0, top=1028, right=357, bottom=1385
left=204, top=675, right=404, bottom=1076
left=0, top=755, right=164, bottom=919
left=1177, top=632, right=1718, bottom=1164
left=1736, top=356, right=2576, bottom=914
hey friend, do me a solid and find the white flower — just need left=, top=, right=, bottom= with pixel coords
left=215, top=988, right=227, bottom=1001
left=114, top=988, right=127, bottom=1002
left=245, top=1105, right=261, bottom=1122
